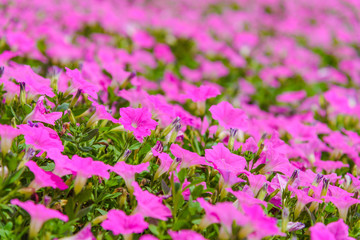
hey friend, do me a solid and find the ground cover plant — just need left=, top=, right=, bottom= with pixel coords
left=0, top=0, right=360, bottom=239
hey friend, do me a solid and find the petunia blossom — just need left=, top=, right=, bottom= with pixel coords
left=111, top=162, right=149, bottom=193
left=25, top=160, right=68, bottom=191
left=101, top=209, right=148, bottom=239
left=170, top=144, right=208, bottom=169
left=168, top=230, right=207, bottom=240
left=0, top=124, right=20, bottom=155
left=18, top=123, right=64, bottom=153
left=119, top=107, right=158, bottom=142
left=11, top=199, right=68, bottom=238
left=209, top=101, right=248, bottom=130
left=23, top=96, right=62, bottom=125
left=132, top=182, right=172, bottom=220
left=64, top=155, right=111, bottom=194
left=60, top=224, right=95, bottom=240
left=310, top=219, right=355, bottom=240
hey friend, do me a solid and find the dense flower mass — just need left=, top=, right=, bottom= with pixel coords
left=0, top=0, right=360, bottom=239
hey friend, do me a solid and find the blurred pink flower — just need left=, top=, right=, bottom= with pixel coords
left=60, top=224, right=95, bottom=240
left=168, top=230, right=207, bottom=240
left=209, top=102, right=248, bottom=130
left=310, top=219, right=355, bottom=240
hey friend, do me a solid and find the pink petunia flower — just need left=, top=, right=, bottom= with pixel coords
left=209, top=102, right=248, bottom=130
left=0, top=124, right=20, bottom=155
left=65, top=67, right=100, bottom=99
left=168, top=230, right=208, bottom=240
left=87, top=98, right=118, bottom=125
left=25, top=160, right=68, bottom=191
left=197, top=198, right=246, bottom=239
left=101, top=209, right=148, bottom=238
left=154, top=44, right=175, bottom=63
left=64, top=155, right=111, bottom=194
left=24, top=96, right=62, bottom=125
left=310, top=219, right=355, bottom=240
left=18, top=123, right=64, bottom=153
left=111, top=162, right=149, bottom=193
left=10, top=199, right=68, bottom=238
left=182, top=85, right=220, bottom=102
left=119, top=107, right=158, bottom=142
left=46, top=149, right=73, bottom=177
left=132, top=182, right=172, bottom=220
left=170, top=144, right=207, bottom=169
left=205, top=143, right=246, bottom=174
left=60, top=224, right=95, bottom=240
left=154, top=152, right=174, bottom=180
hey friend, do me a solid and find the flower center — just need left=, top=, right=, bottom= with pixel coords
left=131, top=122, right=138, bottom=128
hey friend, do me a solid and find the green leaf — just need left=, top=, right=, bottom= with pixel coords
left=129, top=142, right=141, bottom=150
left=161, top=179, right=171, bottom=195
left=81, top=129, right=99, bottom=142
left=148, top=224, right=159, bottom=236
left=40, top=162, right=55, bottom=171
left=178, top=168, right=186, bottom=184
left=56, top=103, right=69, bottom=111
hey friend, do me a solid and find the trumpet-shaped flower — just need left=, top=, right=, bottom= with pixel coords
left=310, top=219, right=355, bottom=240
left=170, top=144, right=207, bottom=169
left=24, top=96, right=62, bottom=125
left=60, top=224, right=95, bottom=240
left=18, top=123, right=64, bottom=153
left=25, top=160, right=68, bottom=191
left=205, top=143, right=246, bottom=173
left=119, top=107, right=158, bottom=142
left=0, top=124, right=20, bottom=155
left=111, top=162, right=149, bottom=193
left=101, top=209, right=148, bottom=236
left=168, top=230, right=207, bottom=240
left=182, top=85, right=220, bottom=102
left=209, top=102, right=248, bottom=130
left=154, top=152, right=174, bottom=180
left=11, top=199, right=68, bottom=238
left=132, top=182, right=172, bottom=220
left=64, top=155, right=111, bottom=194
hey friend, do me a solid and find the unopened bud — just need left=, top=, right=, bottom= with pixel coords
left=70, top=89, right=82, bottom=108
left=228, top=128, right=238, bottom=151
left=168, top=122, right=181, bottom=144
left=287, top=222, right=305, bottom=232
left=286, top=169, right=299, bottom=188
left=118, top=149, right=131, bottom=162
left=162, top=117, right=180, bottom=137
left=281, top=207, right=290, bottom=232
left=19, top=82, right=26, bottom=105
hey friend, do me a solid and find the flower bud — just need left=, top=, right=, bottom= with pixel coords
left=168, top=122, right=181, bottom=144
left=256, top=182, right=268, bottom=200
left=281, top=207, right=290, bottom=232
left=161, top=117, right=180, bottom=137
left=70, top=89, right=82, bottom=108
left=19, top=82, right=26, bottom=105
left=0, top=66, right=4, bottom=78
left=228, top=128, right=238, bottom=151
left=287, top=222, right=305, bottom=232
left=286, top=169, right=299, bottom=188
left=118, top=149, right=132, bottom=162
